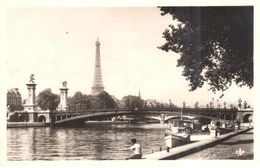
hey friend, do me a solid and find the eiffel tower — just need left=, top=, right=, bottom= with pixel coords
left=91, top=38, right=104, bottom=95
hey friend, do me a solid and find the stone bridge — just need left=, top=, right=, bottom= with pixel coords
left=237, top=108, right=253, bottom=123
left=8, top=107, right=253, bottom=126
left=51, top=108, right=239, bottom=126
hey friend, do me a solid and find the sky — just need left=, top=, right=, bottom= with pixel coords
left=6, top=7, right=254, bottom=107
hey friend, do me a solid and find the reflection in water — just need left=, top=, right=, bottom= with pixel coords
left=7, top=123, right=167, bottom=160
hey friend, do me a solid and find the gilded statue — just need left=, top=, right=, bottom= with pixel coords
left=29, top=74, right=35, bottom=83
left=62, top=81, right=67, bottom=88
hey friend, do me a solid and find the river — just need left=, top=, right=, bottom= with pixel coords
left=7, top=123, right=168, bottom=160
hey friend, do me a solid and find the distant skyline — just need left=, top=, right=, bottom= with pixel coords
left=6, top=7, right=253, bottom=107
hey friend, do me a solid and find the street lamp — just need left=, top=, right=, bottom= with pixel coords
left=182, top=101, right=186, bottom=108
left=238, top=98, right=242, bottom=109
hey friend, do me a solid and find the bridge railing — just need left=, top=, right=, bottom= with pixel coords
left=8, top=107, right=239, bottom=118
left=51, top=107, right=238, bottom=115
left=10, top=107, right=239, bottom=115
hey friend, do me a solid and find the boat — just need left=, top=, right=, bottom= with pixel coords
left=209, top=120, right=235, bottom=137
left=164, top=120, right=191, bottom=148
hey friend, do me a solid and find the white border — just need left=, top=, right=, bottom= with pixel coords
left=1, top=0, right=259, bottom=168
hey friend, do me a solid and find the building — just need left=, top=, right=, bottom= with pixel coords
left=7, top=88, right=23, bottom=111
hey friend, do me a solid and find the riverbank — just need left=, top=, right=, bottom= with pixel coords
left=7, top=122, right=50, bottom=128
left=180, top=128, right=253, bottom=159
left=143, top=128, right=253, bottom=160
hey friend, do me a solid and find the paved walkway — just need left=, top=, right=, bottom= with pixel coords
left=143, top=128, right=253, bottom=160
left=180, top=129, right=253, bottom=159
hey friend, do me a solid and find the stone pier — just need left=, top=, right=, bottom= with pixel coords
left=57, top=81, right=69, bottom=111
left=23, top=74, right=37, bottom=122
left=160, top=114, right=166, bottom=124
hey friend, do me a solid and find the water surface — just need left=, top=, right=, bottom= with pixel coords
left=7, top=123, right=168, bottom=160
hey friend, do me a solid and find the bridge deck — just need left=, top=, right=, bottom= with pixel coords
left=50, top=108, right=243, bottom=125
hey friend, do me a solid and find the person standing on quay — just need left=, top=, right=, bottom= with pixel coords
left=119, top=138, right=142, bottom=159
left=215, top=126, right=219, bottom=138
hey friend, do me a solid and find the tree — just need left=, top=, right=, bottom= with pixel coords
left=68, top=91, right=118, bottom=111
left=97, top=91, right=118, bottom=109
left=206, top=104, right=209, bottom=108
left=68, top=91, right=94, bottom=111
left=217, top=104, right=221, bottom=109
left=7, top=104, right=16, bottom=112
left=158, top=7, right=253, bottom=92
left=73, top=91, right=84, bottom=105
left=230, top=104, right=234, bottom=109
left=37, top=88, right=60, bottom=111
left=194, top=101, right=199, bottom=108
left=223, top=101, right=227, bottom=109
left=121, top=95, right=144, bottom=109
left=209, top=101, right=213, bottom=108
left=68, top=91, right=84, bottom=111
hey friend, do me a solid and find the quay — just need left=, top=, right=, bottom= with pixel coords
left=143, top=127, right=253, bottom=160
left=181, top=128, right=253, bottom=159
left=7, top=122, right=50, bottom=128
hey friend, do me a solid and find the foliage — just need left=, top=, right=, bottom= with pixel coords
left=159, top=7, right=253, bottom=92
left=68, top=91, right=117, bottom=111
left=69, top=92, right=93, bottom=110
left=145, top=99, right=160, bottom=108
left=121, top=95, right=144, bottom=109
left=97, top=91, right=118, bottom=109
left=16, top=105, right=24, bottom=111
left=194, top=101, right=199, bottom=108
left=209, top=101, right=213, bottom=108
left=37, top=88, right=60, bottom=111
left=7, top=104, right=16, bottom=112
left=7, top=104, right=24, bottom=112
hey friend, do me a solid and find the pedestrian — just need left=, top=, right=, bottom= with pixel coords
left=215, top=126, right=219, bottom=138
left=119, top=138, right=142, bottom=159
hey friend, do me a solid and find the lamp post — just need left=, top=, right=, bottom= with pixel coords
left=182, top=101, right=186, bottom=108
left=238, top=98, right=242, bottom=109
left=224, top=101, right=227, bottom=109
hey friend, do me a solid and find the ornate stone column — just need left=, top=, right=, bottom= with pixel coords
left=24, top=74, right=37, bottom=113
left=57, top=81, right=69, bottom=111
left=23, top=74, right=38, bottom=122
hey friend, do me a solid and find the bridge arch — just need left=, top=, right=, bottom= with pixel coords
left=243, top=113, right=253, bottom=123
left=141, top=116, right=161, bottom=122
left=165, top=116, right=194, bottom=122
left=38, top=115, right=46, bottom=123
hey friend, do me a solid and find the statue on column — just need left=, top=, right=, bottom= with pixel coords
left=58, top=81, right=69, bottom=111
left=62, top=81, right=67, bottom=88
left=29, top=74, right=35, bottom=83
left=24, top=73, right=37, bottom=114
left=238, top=98, right=242, bottom=109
